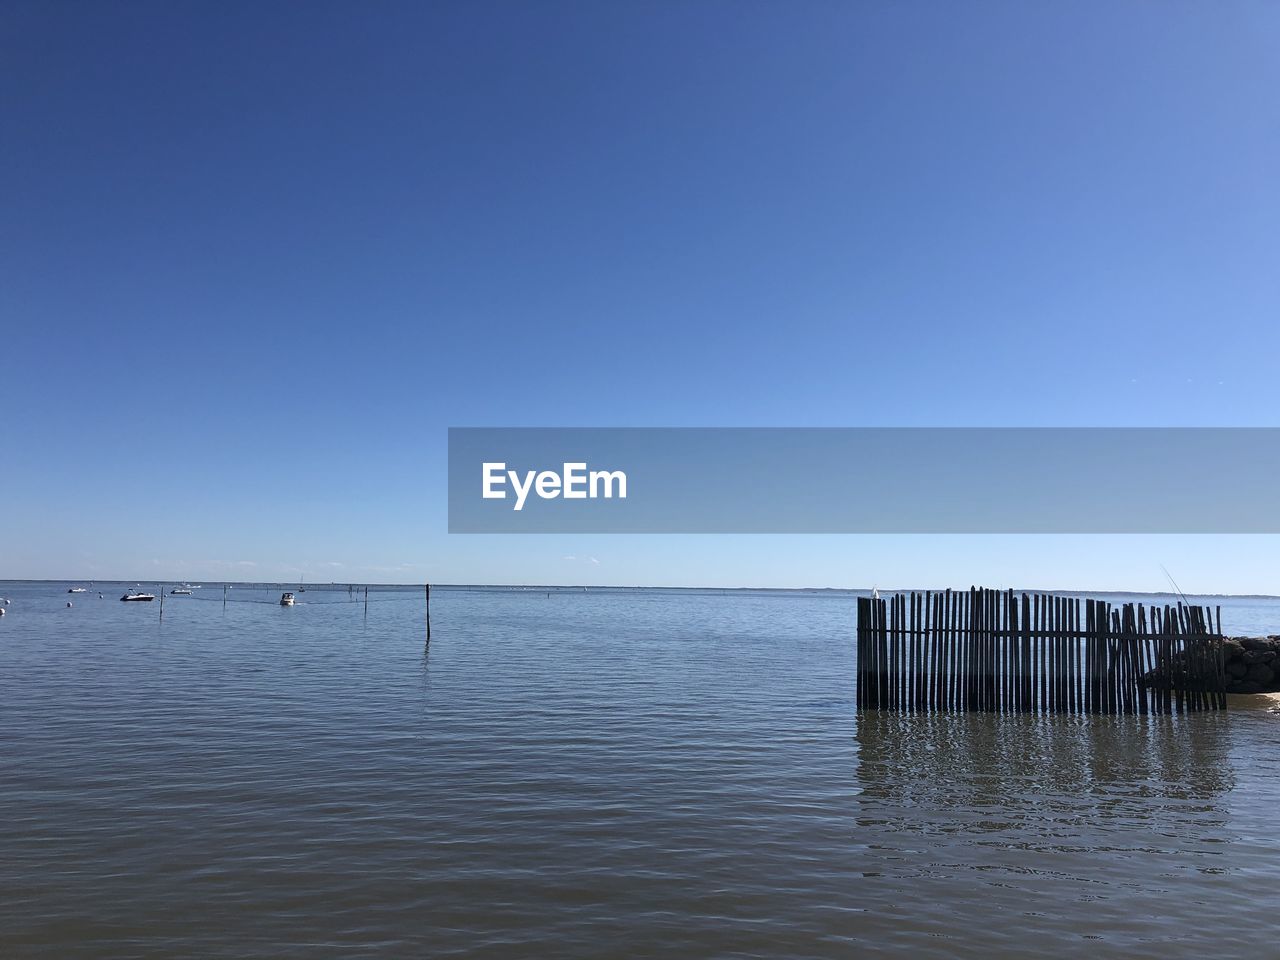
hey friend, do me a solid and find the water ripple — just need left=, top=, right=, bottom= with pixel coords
left=2, top=584, right=1279, bottom=958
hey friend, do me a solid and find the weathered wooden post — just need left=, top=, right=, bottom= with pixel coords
left=425, top=583, right=431, bottom=643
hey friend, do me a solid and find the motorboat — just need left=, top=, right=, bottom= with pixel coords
left=170, top=588, right=193, bottom=595
left=121, top=592, right=156, bottom=602
left=68, top=587, right=87, bottom=593
left=280, top=592, right=296, bottom=606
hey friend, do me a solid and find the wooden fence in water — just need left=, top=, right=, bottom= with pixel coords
left=856, top=588, right=1226, bottom=714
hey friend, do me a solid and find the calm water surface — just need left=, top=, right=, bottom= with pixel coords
left=3, top=583, right=1280, bottom=958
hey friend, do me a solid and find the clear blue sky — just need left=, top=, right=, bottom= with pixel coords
left=3, top=2, right=1278, bottom=591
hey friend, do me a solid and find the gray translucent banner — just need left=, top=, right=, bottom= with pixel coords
left=448, top=428, right=1280, bottom=533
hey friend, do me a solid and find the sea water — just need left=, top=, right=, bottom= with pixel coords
left=2, top=583, right=1279, bottom=958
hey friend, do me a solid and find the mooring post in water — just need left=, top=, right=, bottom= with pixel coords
left=425, top=583, right=431, bottom=643
left=364, top=585, right=368, bottom=618
left=223, top=584, right=227, bottom=610
left=159, top=586, right=164, bottom=621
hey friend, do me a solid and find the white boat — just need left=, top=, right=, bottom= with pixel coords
left=68, top=587, right=87, bottom=593
left=280, top=592, right=296, bottom=606
left=170, top=588, right=193, bottom=595
left=120, top=592, right=156, bottom=602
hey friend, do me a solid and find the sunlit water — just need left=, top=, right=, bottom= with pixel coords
left=3, top=582, right=1280, bottom=958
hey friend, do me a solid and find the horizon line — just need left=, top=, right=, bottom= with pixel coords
left=3, top=578, right=1278, bottom=601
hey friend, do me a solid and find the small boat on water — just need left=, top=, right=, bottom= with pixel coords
left=170, top=588, right=193, bottom=595
left=120, top=592, right=155, bottom=602
left=68, top=587, right=87, bottom=594
left=280, top=592, right=296, bottom=606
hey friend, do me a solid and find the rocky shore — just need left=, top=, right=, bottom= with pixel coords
left=1139, top=636, right=1280, bottom=695
left=1219, top=637, right=1280, bottom=694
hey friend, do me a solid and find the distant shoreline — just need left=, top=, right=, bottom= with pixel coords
left=2, top=579, right=1277, bottom=600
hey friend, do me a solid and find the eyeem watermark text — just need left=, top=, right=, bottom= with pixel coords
left=482, top=462, right=627, bottom=511
left=450, top=428, right=1280, bottom=532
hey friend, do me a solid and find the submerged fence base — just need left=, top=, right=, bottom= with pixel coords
left=856, top=588, right=1225, bottom=715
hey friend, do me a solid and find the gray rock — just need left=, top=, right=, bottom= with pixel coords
left=1235, top=681, right=1264, bottom=694
left=1245, top=664, right=1275, bottom=685
left=1227, top=661, right=1248, bottom=679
